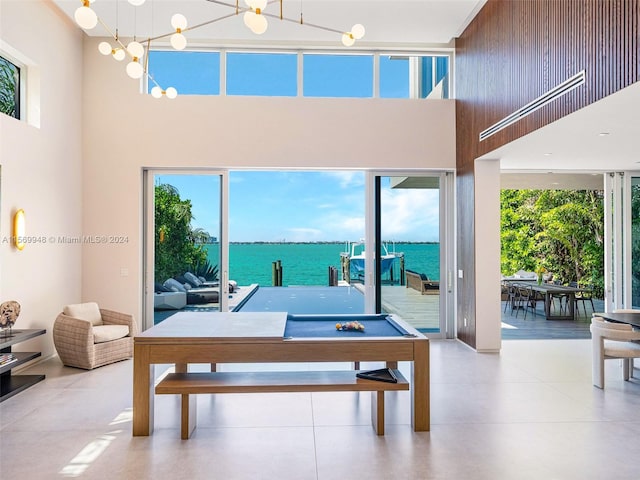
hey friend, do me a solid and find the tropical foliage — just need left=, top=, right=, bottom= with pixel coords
left=0, top=57, right=19, bottom=118
left=631, top=183, right=640, bottom=306
left=501, top=189, right=604, bottom=298
left=155, top=183, right=218, bottom=282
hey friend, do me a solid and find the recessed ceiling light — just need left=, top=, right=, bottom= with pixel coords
left=598, top=132, right=610, bottom=136
left=543, top=152, right=553, bottom=156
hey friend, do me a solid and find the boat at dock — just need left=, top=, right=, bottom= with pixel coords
left=340, top=240, right=404, bottom=284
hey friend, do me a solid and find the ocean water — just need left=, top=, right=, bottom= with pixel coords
left=204, top=243, right=440, bottom=286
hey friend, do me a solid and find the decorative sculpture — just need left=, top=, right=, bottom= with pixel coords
left=0, top=300, right=21, bottom=334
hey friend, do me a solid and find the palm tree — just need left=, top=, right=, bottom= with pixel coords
left=0, top=57, right=19, bottom=118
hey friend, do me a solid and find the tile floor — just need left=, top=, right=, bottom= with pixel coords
left=2, top=339, right=640, bottom=479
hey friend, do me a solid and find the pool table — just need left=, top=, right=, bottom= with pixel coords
left=133, top=311, right=429, bottom=436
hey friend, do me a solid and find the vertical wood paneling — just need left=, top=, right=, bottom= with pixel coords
left=455, top=0, right=639, bottom=349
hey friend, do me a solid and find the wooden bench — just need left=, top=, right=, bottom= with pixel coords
left=156, top=369, right=409, bottom=439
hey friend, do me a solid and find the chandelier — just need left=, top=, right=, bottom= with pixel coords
left=73, top=0, right=365, bottom=99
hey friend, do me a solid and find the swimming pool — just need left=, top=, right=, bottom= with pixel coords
left=233, top=286, right=365, bottom=314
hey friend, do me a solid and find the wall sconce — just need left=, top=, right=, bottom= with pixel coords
left=13, top=209, right=25, bottom=250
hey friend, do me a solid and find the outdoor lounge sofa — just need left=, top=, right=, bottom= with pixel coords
left=154, top=289, right=187, bottom=310
left=181, top=272, right=237, bottom=293
left=163, top=278, right=220, bottom=305
left=406, top=270, right=439, bottom=295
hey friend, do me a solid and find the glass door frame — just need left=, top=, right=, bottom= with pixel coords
left=142, top=168, right=229, bottom=331
left=366, top=170, right=456, bottom=339
left=606, top=171, right=639, bottom=312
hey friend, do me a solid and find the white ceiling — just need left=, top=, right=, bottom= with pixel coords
left=481, top=80, right=640, bottom=175
left=52, top=0, right=485, bottom=47
left=53, top=0, right=640, bottom=183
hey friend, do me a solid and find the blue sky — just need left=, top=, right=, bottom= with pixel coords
left=158, top=172, right=440, bottom=243
left=148, top=51, right=412, bottom=98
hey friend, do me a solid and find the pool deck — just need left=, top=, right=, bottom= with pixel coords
left=229, top=283, right=259, bottom=310
left=154, top=284, right=259, bottom=324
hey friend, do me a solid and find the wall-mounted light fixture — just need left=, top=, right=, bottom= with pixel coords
left=13, top=209, right=26, bottom=250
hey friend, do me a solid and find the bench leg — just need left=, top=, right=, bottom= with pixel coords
left=181, top=394, right=197, bottom=440
left=623, top=358, right=631, bottom=381
left=370, top=391, right=385, bottom=435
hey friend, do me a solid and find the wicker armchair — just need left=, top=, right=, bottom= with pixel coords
left=53, top=302, right=137, bottom=370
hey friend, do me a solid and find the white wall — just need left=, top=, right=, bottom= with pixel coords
left=81, top=37, right=457, bottom=324
left=474, top=159, right=501, bottom=352
left=0, top=1, right=83, bottom=357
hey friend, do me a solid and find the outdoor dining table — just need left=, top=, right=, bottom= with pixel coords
left=510, top=282, right=585, bottom=320
left=595, top=311, right=640, bottom=328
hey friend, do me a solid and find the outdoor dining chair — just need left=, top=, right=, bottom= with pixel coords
left=574, top=285, right=595, bottom=316
left=504, top=284, right=519, bottom=314
left=516, top=285, right=536, bottom=319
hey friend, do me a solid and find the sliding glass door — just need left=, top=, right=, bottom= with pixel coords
left=603, top=171, right=640, bottom=311
left=368, top=172, right=455, bottom=338
left=143, top=170, right=228, bottom=329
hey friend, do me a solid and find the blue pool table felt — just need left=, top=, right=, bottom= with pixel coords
left=284, top=314, right=415, bottom=338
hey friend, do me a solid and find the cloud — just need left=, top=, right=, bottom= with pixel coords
left=321, top=171, right=366, bottom=189
left=380, top=189, right=440, bottom=241
left=285, top=227, right=324, bottom=242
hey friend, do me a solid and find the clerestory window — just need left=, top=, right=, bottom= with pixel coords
left=147, top=50, right=451, bottom=100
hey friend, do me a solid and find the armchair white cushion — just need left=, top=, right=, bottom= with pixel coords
left=53, top=302, right=138, bottom=370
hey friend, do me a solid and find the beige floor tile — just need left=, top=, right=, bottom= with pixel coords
left=2, top=338, right=640, bottom=479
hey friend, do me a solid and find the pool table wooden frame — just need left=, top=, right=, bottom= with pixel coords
left=132, top=312, right=429, bottom=436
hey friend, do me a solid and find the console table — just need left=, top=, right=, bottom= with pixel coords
left=0, top=329, right=46, bottom=402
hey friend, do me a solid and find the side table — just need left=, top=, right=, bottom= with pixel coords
left=0, top=329, right=46, bottom=402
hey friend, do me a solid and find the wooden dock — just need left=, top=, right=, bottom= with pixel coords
left=353, top=284, right=440, bottom=331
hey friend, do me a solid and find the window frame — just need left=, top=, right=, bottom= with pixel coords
left=144, top=48, right=454, bottom=100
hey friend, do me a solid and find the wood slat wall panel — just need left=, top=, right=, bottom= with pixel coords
left=455, top=0, right=639, bottom=348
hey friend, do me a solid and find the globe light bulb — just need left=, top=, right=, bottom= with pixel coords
left=351, top=23, right=365, bottom=40
left=252, top=14, right=268, bottom=34
left=127, top=41, right=144, bottom=58
left=129, top=0, right=146, bottom=6
left=126, top=61, right=144, bottom=79
left=243, top=11, right=255, bottom=29
left=341, top=33, right=355, bottom=47
left=170, top=33, right=187, bottom=50
left=165, top=87, right=178, bottom=99
left=113, top=49, right=126, bottom=61
left=171, top=13, right=188, bottom=30
left=74, top=6, right=98, bottom=30
left=98, top=41, right=112, bottom=55
left=244, top=11, right=267, bottom=34
left=151, top=86, right=163, bottom=98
